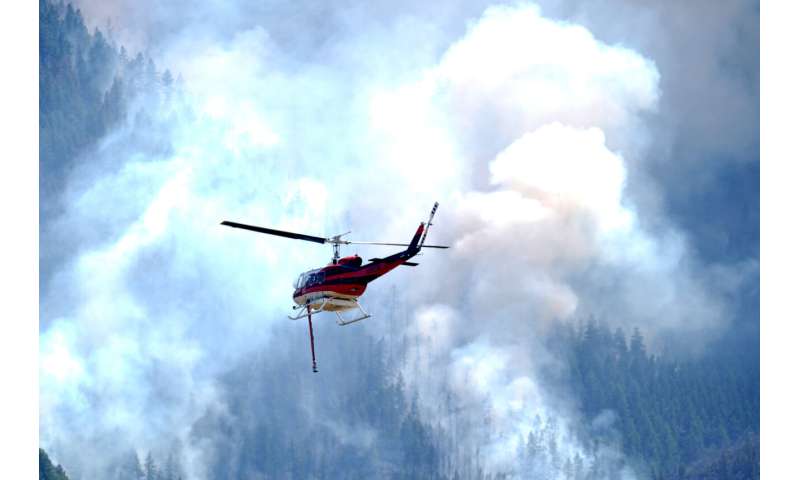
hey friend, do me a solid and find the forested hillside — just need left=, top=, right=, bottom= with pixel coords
left=40, top=449, right=71, bottom=480
left=40, top=328, right=449, bottom=480
left=193, top=333, right=446, bottom=480
left=549, top=321, right=759, bottom=479
left=39, top=0, right=178, bottom=286
left=39, top=1, right=759, bottom=479
left=39, top=321, right=761, bottom=480
left=39, top=0, right=175, bottom=205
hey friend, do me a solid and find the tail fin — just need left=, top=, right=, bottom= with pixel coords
left=419, top=202, right=439, bottom=247
left=408, top=223, right=425, bottom=251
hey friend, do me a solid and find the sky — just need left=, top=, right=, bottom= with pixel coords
left=36, top=1, right=761, bottom=479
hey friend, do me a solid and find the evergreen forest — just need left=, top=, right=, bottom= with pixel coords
left=38, top=1, right=759, bottom=479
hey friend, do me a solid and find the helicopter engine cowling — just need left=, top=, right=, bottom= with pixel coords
left=338, top=255, right=363, bottom=267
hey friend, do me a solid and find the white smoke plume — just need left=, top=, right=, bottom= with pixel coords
left=371, top=5, right=722, bottom=476
left=41, top=1, right=746, bottom=478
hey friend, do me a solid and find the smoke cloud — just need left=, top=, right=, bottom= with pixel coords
left=41, top=1, right=754, bottom=478
left=373, top=5, right=721, bottom=475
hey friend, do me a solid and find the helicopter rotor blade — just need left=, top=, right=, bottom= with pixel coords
left=345, top=241, right=449, bottom=249
left=221, top=222, right=450, bottom=248
left=220, top=221, right=327, bottom=244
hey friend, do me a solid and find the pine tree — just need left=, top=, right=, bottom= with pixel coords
left=613, top=327, right=628, bottom=360
left=144, top=452, right=158, bottom=480
left=116, top=450, right=144, bottom=480
left=162, top=452, right=180, bottom=480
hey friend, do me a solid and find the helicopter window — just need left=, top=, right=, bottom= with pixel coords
left=308, top=272, right=326, bottom=286
left=295, top=271, right=326, bottom=288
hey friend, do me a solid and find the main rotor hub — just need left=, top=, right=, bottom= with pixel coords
left=327, top=231, right=351, bottom=264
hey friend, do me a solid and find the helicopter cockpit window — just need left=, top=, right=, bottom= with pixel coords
left=307, top=271, right=325, bottom=286
left=295, top=271, right=326, bottom=288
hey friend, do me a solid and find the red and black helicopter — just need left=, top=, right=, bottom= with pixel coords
left=221, top=202, right=447, bottom=372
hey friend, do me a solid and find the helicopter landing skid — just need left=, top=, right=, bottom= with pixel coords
left=288, top=297, right=371, bottom=325
left=333, top=301, right=371, bottom=326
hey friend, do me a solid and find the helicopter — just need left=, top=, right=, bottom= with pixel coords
left=221, top=202, right=448, bottom=372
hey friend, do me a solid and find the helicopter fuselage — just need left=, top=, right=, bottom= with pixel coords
left=292, top=234, right=422, bottom=311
